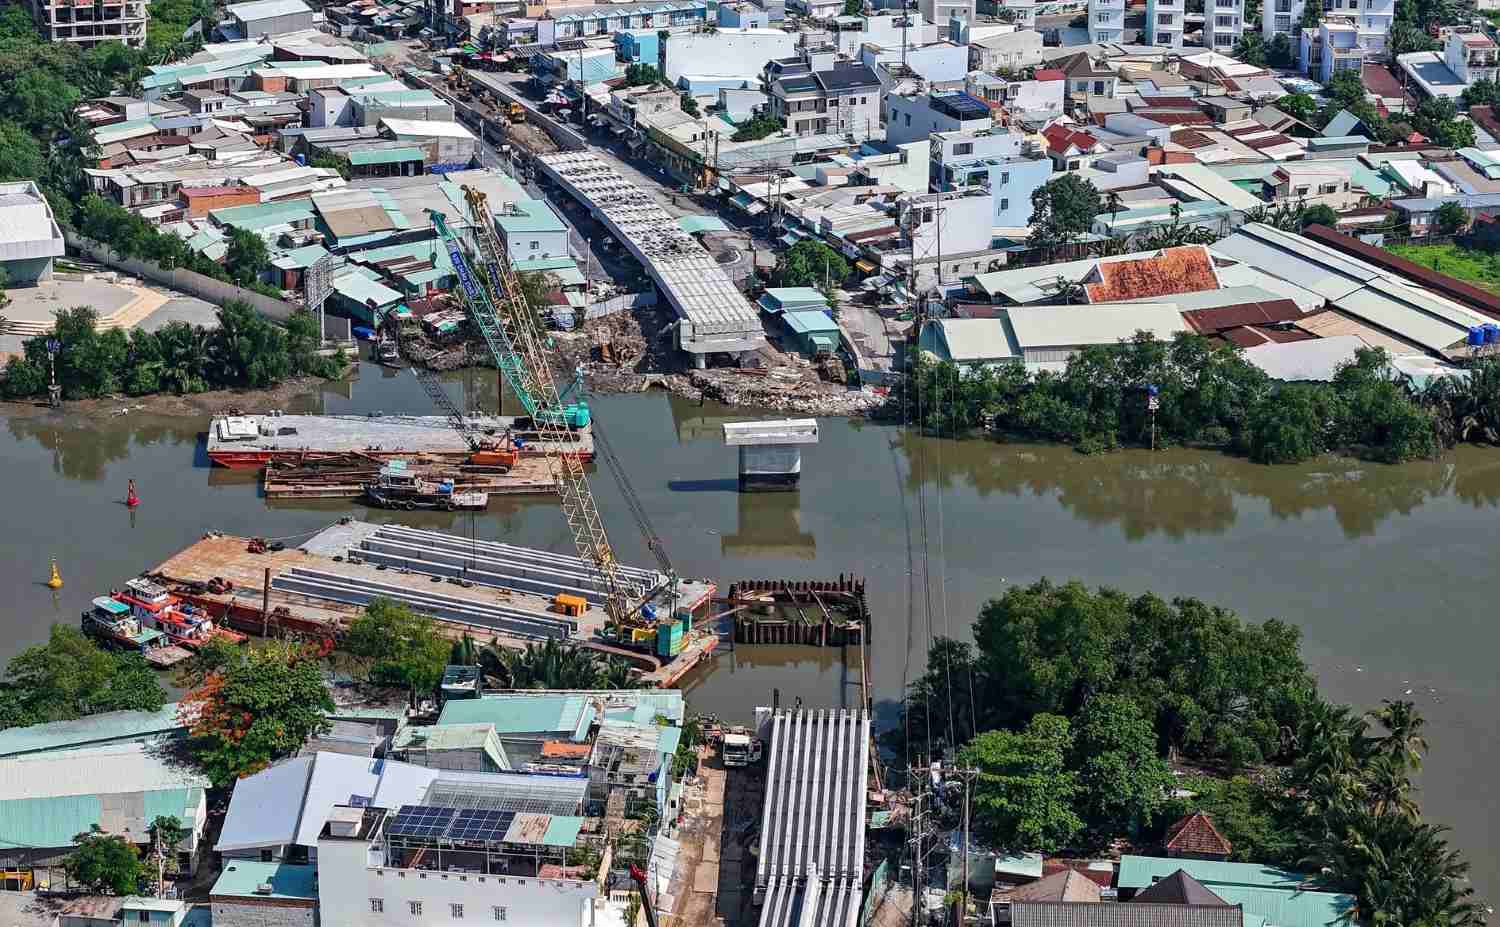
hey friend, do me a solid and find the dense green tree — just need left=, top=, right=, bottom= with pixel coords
left=1463, top=77, right=1500, bottom=108
left=309, top=152, right=350, bottom=180
left=154, top=320, right=211, bottom=394
left=1276, top=92, right=1318, bottom=124
left=623, top=63, right=662, bottom=86
left=843, top=0, right=863, bottom=11
left=1267, top=33, right=1297, bottom=68
left=345, top=598, right=451, bottom=702
left=772, top=238, right=850, bottom=295
left=1232, top=32, right=1267, bottom=66
left=1246, top=383, right=1338, bottom=464
left=0, top=625, right=165, bottom=730
left=679, top=92, right=699, bottom=116
left=1390, top=19, right=1437, bottom=57
left=1028, top=174, right=1100, bottom=251
left=1412, top=96, right=1476, bottom=148
left=1, top=356, right=47, bottom=399
left=65, top=830, right=145, bottom=894
left=0, top=120, right=45, bottom=183
left=730, top=115, right=785, bottom=142
left=478, top=636, right=639, bottom=690
left=960, top=715, right=1084, bottom=852
left=1435, top=201, right=1469, bottom=236
left=180, top=641, right=333, bottom=785
left=1159, top=775, right=1299, bottom=864
left=209, top=300, right=292, bottom=388
left=1310, top=814, right=1482, bottom=927
left=1300, top=204, right=1340, bottom=229
left=225, top=228, right=270, bottom=286
left=1332, top=348, right=1439, bottom=462
left=149, top=815, right=188, bottom=881
left=1071, top=694, right=1173, bottom=838
left=1300, top=0, right=1324, bottom=27
left=1324, top=69, right=1366, bottom=109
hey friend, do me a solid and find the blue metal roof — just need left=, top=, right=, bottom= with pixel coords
left=0, top=703, right=184, bottom=758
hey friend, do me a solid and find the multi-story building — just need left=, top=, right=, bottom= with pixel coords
left=1445, top=30, right=1499, bottom=85
left=917, top=0, right=975, bottom=25
left=1144, top=0, right=1183, bottom=48
left=766, top=47, right=881, bottom=137
left=1088, top=0, right=1125, bottom=44
left=24, top=0, right=147, bottom=47
left=885, top=89, right=992, bottom=145
left=1204, top=0, right=1244, bottom=49
left=1262, top=0, right=1303, bottom=46
left=929, top=128, right=1053, bottom=227
left=1328, top=0, right=1395, bottom=53
left=1300, top=18, right=1364, bottom=82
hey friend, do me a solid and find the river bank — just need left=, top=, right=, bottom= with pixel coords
left=0, top=375, right=334, bottom=424
left=4, top=364, right=1500, bottom=899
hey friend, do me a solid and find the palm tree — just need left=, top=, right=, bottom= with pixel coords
left=1311, top=813, right=1483, bottom=927
left=1369, top=698, right=1429, bottom=772
left=1364, top=754, right=1419, bottom=819
left=449, top=633, right=479, bottom=667
left=156, top=322, right=208, bottom=394
left=600, top=656, right=637, bottom=690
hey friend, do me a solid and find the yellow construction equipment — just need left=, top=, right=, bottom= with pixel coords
left=507, top=101, right=526, bottom=124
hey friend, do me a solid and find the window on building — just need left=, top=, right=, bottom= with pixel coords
left=1294, top=185, right=1310, bottom=195
left=492, top=909, right=507, bottom=922
left=1000, top=171, right=1010, bottom=184
left=1157, top=12, right=1172, bottom=22
left=451, top=905, right=464, bottom=919
left=1320, top=183, right=1339, bottom=193
left=954, top=142, right=973, bottom=155
left=260, top=850, right=273, bottom=862
left=410, top=902, right=423, bottom=916
left=860, top=97, right=867, bottom=104
left=1000, top=197, right=1009, bottom=211
left=137, top=913, right=149, bottom=924
left=371, top=901, right=385, bottom=913
left=904, top=114, right=911, bottom=126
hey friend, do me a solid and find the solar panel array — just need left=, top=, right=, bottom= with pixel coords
left=386, top=805, right=522, bottom=844
left=386, top=806, right=457, bottom=840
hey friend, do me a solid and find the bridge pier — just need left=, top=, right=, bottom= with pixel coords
left=722, top=419, right=819, bottom=492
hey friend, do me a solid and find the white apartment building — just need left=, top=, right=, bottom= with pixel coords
left=1205, top=0, right=1244, bottom=49
left=1328, top=0, right=1395, bottom=53
left=1088, top=0, right=1125, bottom=44
left=1262, top=0, right=1304, bottom=45
left=1447, top=30, right=1499, bottom=85
left=1144, top=0, right=1183, bottom=48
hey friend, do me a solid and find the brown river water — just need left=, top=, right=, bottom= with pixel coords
left=3, top=360, right=1500, bottom=899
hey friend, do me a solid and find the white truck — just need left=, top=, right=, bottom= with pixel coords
left=722, top=732, right=763, bottom=767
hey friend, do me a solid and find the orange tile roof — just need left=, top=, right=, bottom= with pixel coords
left=1163, top=811, right=1233, bottom=857
left=1043, top=123, right=1100, bottom=155
left=541, top=740, right=591, bottom=758
left=1084, top=246, right=1219, bottom=303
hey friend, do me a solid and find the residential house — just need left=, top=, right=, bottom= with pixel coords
left=918, top=0, right=976, bottom=25
left=1265, top=162, right=1361, bottom=209
left=766, top=48, right=881, bottom=138
left=992, top=868, right=1103, bottom=923
left=1403, top=30, right=1499, bottom=100
left=1056, top=52, right=1118, bottom=98
left=930, top=128, right=1053, bottom=227
left=211, top=860, right=318, bottom=927
left=1299, top=19, right=1365, bottom=83
left=885, top=90, right=993, bottom=145
left=1041, top=123, right=1108, bottom=172
left=969, top=29, right=1044, bottom=71
left=660, top=27, right=797, bottom=86
left=1077, top=245, right=1221, bottom=303
left=1117, top=857, right=1357, bottom=927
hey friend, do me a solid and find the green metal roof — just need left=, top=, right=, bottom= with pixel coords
left=994, top=852, right=1044, bottom=879
left=513, top=257, right=578, bottom=272
left=211, top=860, right=318, bottom=900
left=1211, top=885, right=1355, bottom=927
left=438, top=694, right=590, bottom=737
left=0, top=787, right=202, bottom=849
left=598, top=691, right=685, bottom=725
left=349, top=146, right=425, bottom=166
left=494, top=199, right=568, bottom=235
left=211, top=198, right=316, bottom=232
left=270, top=243, right=330, bottom=271
left=540, top=815, right=584, bottom=847
left=392, top=722, right=495, bottom=751
left=782, top=309, right=839, bottom=336
left=1117, top=856, right=1308, bottom=890
left=332, top=271, right=403, bottom=308
left=0, top=703, right=184, bottom=758
left=678, top=214, right=729, bottom=234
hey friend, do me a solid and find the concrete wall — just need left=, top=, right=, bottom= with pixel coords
left=356, top=100, right=456, bottom=126
left=211, top=900, right=316, bottom=927
left=236, top=10, right=315, bottom=37
left=65, top=231, right=298, bottom=322
left=2, top=255, right=54, bottom=285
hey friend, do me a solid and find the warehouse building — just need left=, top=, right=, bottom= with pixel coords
left=0, top=181, right=67, bottom=285
left=225, top=0, right=315, bottom=38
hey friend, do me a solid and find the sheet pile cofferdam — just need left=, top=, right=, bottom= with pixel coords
left=755, top=708, right=870, bottom=927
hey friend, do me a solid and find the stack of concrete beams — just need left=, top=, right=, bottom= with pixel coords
left=533, top=151, right=766, bottom=362
left=269, top=567, right=577, bottom=640
left=350, top=524, right=665, bottom=605
left=755, top=708, right=869, bottom=927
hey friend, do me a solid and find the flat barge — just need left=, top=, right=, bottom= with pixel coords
left=260, top=456, right=556, bottom=501
left=207, top=413, right=594, bottom=469
left=143, top=521, right=718, bottom=685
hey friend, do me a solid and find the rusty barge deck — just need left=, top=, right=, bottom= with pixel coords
left=207, top=413, right=594, bottom=469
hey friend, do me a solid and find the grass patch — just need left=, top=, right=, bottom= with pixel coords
left=1388, top=242, right=1500, bottom=293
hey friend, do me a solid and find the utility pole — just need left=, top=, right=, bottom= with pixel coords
left=910, top=761, right=926, bottom=927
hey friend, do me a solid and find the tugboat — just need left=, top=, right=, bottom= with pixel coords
left=362, top=460, right=488, bottom=511
left=376, top=336, right=402, bottom=367
left=82, top=596, right=167, bottom=653
left=114, top=578, right=248, bottom=649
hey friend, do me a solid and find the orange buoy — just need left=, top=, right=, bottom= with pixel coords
left=126, top=479, right=140, bottom=508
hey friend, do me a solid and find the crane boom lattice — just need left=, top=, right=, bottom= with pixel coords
left=429, top=190, right=645, bottom=624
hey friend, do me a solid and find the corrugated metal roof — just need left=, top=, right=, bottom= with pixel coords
left=0, top=741, right=209, bottom=800
left=0, top=787, right=202, bottom=850
left=214, top=755, right=313, bottom=852
left=380, top=118, right=476, bottom=140
left=349, top=146, right=425, bottom=166
left=0, top=704, right=181, bottom=758
left=1007, top=304, right=1190, bottom=349
left=1012, top=902, right=1244, bottom=927
left=332, top=270, right=403, bottom=308
left=1117, top=856, right=1308, bottom=890
left=438, top=694, right=589, bottom=735
left=1211, top=885, right=1354, bottom=927
left=228, top=0, right=311, bottom=21
left=921, top=318, right=1018, bottom=362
